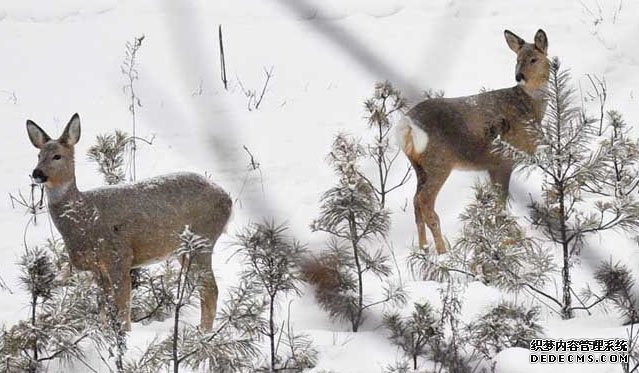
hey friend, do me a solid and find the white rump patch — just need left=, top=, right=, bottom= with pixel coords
left=395, top=115, right=429, bottom=155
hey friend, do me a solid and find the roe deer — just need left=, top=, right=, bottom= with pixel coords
left=26, top=113, right=232, bottom=330
left=397, top=29, right=550, bottom=254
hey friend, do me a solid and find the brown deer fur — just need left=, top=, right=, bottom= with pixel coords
left=397, top=29, right=550, bottom=254
left=26, top=113, right=232, bottom=330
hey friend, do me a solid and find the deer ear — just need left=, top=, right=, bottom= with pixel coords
left=504, top=30, right=525, bottom=53
left=59, top=113, right=81, bottom=146
left=534, top=29, right=548, bottom=54
left=26, top=120, right=51, bottom=149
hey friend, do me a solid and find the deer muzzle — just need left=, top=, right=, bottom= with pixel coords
left=32, top=169, right=48, bottom=183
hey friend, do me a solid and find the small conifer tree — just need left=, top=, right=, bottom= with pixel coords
left=362, top=81, right=410, bottom=207
left=125, top=227, right=267, bottom=373
left=235, top=221, right=316, bottom=372
left=383, top=302, right=441, bottom=370
left=87, top=130, right=130, bottom=185
left=498, top=58, right=639, bottom=318
left=0, top=245, right=109, bottom=372
left=309, top=133, right=406, bottom=332
left=466, top=302, right=543, bottom=359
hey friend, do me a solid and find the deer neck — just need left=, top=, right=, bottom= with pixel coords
left=46, top=178, right=82, bottom=207
left=518, top=83, right=547, bottom=122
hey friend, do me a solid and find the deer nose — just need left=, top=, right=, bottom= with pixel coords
left=32, top=169, right=48, bottom=183
left=515, top=73, right=525, bottom=82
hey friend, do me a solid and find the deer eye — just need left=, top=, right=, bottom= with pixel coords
left=52, top=154, right=62, bottom=160
left=531, top=58, right=538, bottom=64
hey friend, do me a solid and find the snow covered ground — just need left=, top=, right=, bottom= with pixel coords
left=1, top=0, right=639, bottom=372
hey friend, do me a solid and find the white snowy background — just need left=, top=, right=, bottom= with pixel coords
left=1, top=0, right=638, bottom=372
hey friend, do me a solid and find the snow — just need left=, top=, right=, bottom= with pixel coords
left=1, top=0, right=639, bottom=372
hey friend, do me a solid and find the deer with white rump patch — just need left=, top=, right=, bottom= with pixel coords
left=397, top=29, right=550, bottom=254
left=26, top=113, right=232, bottom=330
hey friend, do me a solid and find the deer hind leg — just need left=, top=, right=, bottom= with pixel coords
left=191, top=250, right=218, bottom=331
left=410, top=160, right=428, bottom=249
left=415, top=164, right=451, bottom=254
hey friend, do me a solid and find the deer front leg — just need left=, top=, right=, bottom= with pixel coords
left=109, top=266, right=132, bottom=331
left=488, top=164, right=513, bottom=202
left=96, top=253, right=133, bottom=331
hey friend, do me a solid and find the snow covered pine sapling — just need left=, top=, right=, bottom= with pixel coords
left=580, top=261, right=639, bottom=372
left=0, top=245, right=109, bottom=372
left=124, top=227, right=266, bottom=373
left=497, top=58, right=639, bottom=319
left=87, top=129, right=131, bottom=186
left=466, top=301, right=543, bottom=360
left=410, top=181, right=556, bottom=294
left=125, top=279, right=268, bottom=373
left=235, top=221, right=317, bottom=372
left=383, top=302, right=441, bottom=370
left=308, top=133, right=406, bottom=332
left=362, top=81, right=410, bottom=208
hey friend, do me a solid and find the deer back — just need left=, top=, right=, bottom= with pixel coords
left=48, top=173, right=232, bottom=269
left=406, top=85, right=542, bottom=169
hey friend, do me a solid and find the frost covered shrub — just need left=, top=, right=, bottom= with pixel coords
left=0, top=244, right=109, bottom=372
left=592, top=261, right=639, bottom=324
left=408, top=182, right=556, bottom=297
left=384, top=302, right=441, bottom=370
left=466, top=302, right=543, bottom=359
left=455, top=182, right=555, bottom=292
left=362, top=81, right=409, bottom=207
left=497, top=58, right=639, bottom=319
left=125, top=228, right=266, bottom=373
left=308, top=133, right=406, bottom=332
left=125, top=280, right=267, bottom=373
left=87, top=130, right=130, bottom=185
left=130, top=261, right=182, bottom=325
left=235, top=220, right=317, bottom=372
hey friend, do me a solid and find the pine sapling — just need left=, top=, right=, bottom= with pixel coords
left=466, top=302, right=543, bottom=359
left=130, top=261, right=180, bottom=325
left=171, top=226, right=212, bottom=373
left=581, top=261, right=639, bottom=372
left=87, top=130, right=131, bottom=185
left=125, top=280, right=267, bottom=373
left=384, top=302, right=441, bottom=370
left=362, top=81, right=410, bottom=207
left=0, top=244, right=110, bottom=372
left=310, top=133, right=406, bottom=332
left=584, top=110, right=639, bottom=198
left=235, top=221, right=312, bottom=372
left=278, top=302, right=319, bottom=372
left=408, top=182, right=557, bottom=313
left=497, top=58, right=639, bottom=319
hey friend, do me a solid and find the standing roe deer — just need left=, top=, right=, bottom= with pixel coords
left=397, top=29, right=550, bottom=254
left=26, top=113, right=232, bottom=330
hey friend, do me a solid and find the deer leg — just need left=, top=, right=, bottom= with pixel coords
left=96, top=263, right=132, bottom=331
left=412, top=161, right=428, bottom=249
left=488, top=165, right=513, bottom=202
left=96, top=243, right=133, bottom=331
left=109, top=266, right=133, bottom=331
left=413, top=193, right=427, bottom=249
left=192, top=251, right=218, bottom=331
left=416, top=166, right=451, bottom=254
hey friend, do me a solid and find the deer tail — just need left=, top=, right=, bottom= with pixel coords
left=395, top=115, right=429, bottom=159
